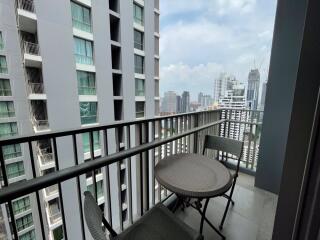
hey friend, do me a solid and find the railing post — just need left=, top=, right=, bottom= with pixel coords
left=193, top=113, right=199, bottom=153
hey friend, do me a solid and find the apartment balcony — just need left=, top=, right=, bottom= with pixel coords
left=23, top=41, right=42, bottom=68
left=49, top=212, right=62, bottom=226
left=31, top=117, right=49, bottom=132
left=0, top=109, right=279, bottom=240
left=16, top=0, right=37, bottom=33
left=37, top=147, right=54, bottom=169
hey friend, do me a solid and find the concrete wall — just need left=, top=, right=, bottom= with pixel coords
left=255, top=0, right=308, bottom=194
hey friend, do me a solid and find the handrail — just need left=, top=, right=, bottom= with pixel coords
left=0, top=109, right=222, bottom=145
left=0, top=119, right=224, bottom=203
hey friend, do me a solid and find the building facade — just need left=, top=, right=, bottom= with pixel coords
left=161, top=91, right=177, bottom=114
left=0, top=0, right=160, bottom=239
left=213, top=73, right=237, bottom=103
left=181, top=91, right=190, bottom=113
left=246, top=69, right=260, bottom=110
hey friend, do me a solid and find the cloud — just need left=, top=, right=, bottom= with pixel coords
left=160, top=62, right=223, bottom=99
left=159, top=0, right=277, bottom=100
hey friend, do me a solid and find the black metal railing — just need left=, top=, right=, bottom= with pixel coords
left=0, top=109, right=262, bottom=239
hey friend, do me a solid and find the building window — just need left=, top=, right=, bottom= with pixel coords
left=74, top=37, right=94, bottom=65
left=154, top=13, right=159, bottom=33
left=0, top=101, right=15, bottom=118
left=13, top=196, right=30, bottom=215
left=53, top=226, right=64, bottom=240
left=82, top=131, right=100, bottom=153
left=0, top=122, right=18, bottom=138
left=155, top=58, right=159, bottom=77
left=134, top=54, right=144, bottom=74
left=0, top=56, right=8, bottom=74
left=16, top=213, right=33, bottom=232
left=136, top=102, right=145, bottom=118
left=135, top=78, right=145, bottom=96
left=71, top=1, right=92, bottom=33
left=87, top=180, right=103, bottom=198
left=6, top=161, right=25, bottom=179
left=133, top=3, right=143, bottom=26
left=19, top=230, right=35, bottom=240
left=134, top=30, right=144, bottom=50
left=77, top=71, right=96, bottom=95
left=155, top=79, right=159, bottom=97
left=0, top=79, right=11, bottom=96
left=80, top=102, right=97, bottom=124
left=0, top=32, right=4, bottom=50
left=2, top=144, right=22, bottom=160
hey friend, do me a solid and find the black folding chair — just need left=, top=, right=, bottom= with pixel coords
left=83, top=191, right=203, bottom=240
left=202, top=135, right=244, bottom=230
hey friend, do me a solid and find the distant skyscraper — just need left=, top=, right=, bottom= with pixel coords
left=161, top=91, right=177, bottom=113
left=176, top=95, right=182, bottom=113
left=198, top=92, right=204, bottom=105
left=181, top=91, right=190, bottom=113
left=247, top=69, right=260, bottom=110
left=260, top=81, right=268, bottom=110
left=219, top=82, right=246, bottom=109
left=213, top=73, right=237, bottom=103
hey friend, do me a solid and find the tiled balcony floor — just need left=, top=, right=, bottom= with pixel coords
left=176, top=173, right=278, bottom=240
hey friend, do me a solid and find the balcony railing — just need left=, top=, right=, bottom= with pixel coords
left=0, top=109, right=262, bottom=239
left=23, top=41, right=40, bottom=56
left=37, top=147, right=53, bottom=165
left=49, top=212, right=62, bottom=225
left=31, top=117, right=49, bottom=131
left=17, top=0, right=35, bottom=13
left=45, top=185, right=58, bottom=197
left=28, top=82, right=44, bottom=94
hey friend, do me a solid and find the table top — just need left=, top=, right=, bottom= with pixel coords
left=155, top=153, right=233, bottom=198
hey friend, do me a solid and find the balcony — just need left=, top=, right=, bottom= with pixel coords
left=23, top=41, right=42, bottom=67
left=37, top=147, right=54, bottom=167
left=16, top=0, right=37, bottom=33
left=0, top=109, right=277, bottom=239
left=30, top=100, right=49, bottom=132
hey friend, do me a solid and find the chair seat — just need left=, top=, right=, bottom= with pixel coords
left=116, top=203, right=202, bottom=240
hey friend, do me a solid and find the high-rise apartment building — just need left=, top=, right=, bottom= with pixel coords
left=181, top=91, right=190, bottom=113
left=0, top=0, right=160, bottom=239
left=213, top=73, right=237, bottom=103
left=260, top=80, right=267, bottom=110
left=161, top=91, right=177, bottom=114
left=247, top=69, right=260, bottom=110
left=176, top=95, right=182, bottom=113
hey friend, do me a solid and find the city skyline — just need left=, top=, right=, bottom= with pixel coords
left=159, top=0, right=277, bottom=100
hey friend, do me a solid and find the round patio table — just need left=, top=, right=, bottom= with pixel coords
left=155, top=153, right=232, bottom=239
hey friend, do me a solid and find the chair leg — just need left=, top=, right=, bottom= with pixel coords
left=222, top=194, right=235, bottom=206
left=219, top=178, right=237, bottom=230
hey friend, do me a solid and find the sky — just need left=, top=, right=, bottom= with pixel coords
left=159, top=0, right=277, bottom=101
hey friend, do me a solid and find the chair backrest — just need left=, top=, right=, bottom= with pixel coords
left=202, top=135, right=243, bottom=164
left=83, top=191, right=116, bottom=240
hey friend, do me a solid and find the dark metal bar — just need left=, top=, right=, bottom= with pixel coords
left=125, top=125, right=133, bottom=224
left=151, top=121, right=156, bottom=207
left=0, top=147, right=19, bottom=240
left=0, top=120, right=225, bottom=202
left=157, top=120, right=162, bottom=202
left=52, top=137, right=68, bottom=240
left=28, top=141, right=46, bottom=240
left=144, top=122, right=150, bottom=211
left=72, top=135, right=86, bottom=240
left=89, top=131, right=97, bottom=200
left=139, top=123, right=144, bottom=216
left=115, top=127, right=123, bottom=231
left=103, top=129, right=113, bottom=227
